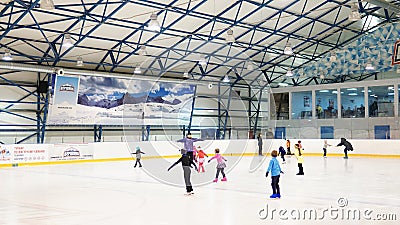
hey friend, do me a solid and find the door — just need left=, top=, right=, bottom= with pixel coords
left=374, top=125, right=390, bottom=139
left=274, top=127, right=286, bottom=139
left=321, top=126, right=334, bottom=139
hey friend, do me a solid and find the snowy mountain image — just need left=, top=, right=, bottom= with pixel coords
left=48, top=75, right=195, bottom=125
left=77, top=92, right=183, bottom=109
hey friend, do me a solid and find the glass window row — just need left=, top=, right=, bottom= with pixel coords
left=272, top=85, right=396, bottom=120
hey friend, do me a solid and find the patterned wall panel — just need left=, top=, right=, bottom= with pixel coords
left=296, top=23, right=400, bottom=78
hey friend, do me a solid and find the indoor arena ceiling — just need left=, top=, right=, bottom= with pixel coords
left=0, top=0, right=400, bottom=88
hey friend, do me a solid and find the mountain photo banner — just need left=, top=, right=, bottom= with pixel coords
left=48, top=75, right=80, bottom=122
left=47, top=74, right=196, bottom=126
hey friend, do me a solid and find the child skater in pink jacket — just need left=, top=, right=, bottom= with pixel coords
left=208, top=148, right=228, bottom=182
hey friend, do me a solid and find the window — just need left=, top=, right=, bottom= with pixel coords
left=368, top=86, right=394, bottom=117
left=340, top=87, right=365, bottom=118
left=292, top=91, right=312, bottom=119
left=272, top=93, right=289, bottom=120
left=315, top=89, right=338, bottom=119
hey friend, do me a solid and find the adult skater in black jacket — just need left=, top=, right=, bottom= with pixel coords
left=168, top=149, right=198, bottom=195
left=336, top=138, right=353, bottom=159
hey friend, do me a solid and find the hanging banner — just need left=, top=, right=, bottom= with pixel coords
left=50, top=143, right=93, bottom=161
left=392, top=40, right=400, bottom=65
left=48, top=75, right=80, bottom=122
left=47, top=75, right=195, bottom=125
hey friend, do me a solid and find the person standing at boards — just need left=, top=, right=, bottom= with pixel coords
left=257, top=133, right=263, bottom=156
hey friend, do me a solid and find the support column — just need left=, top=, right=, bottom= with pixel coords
left=394, top=83, right=398, bottom=118
left=364, top=86, right=369, bottom=118
left=312, top=90, right=316, bottom=119
left=337, top=88, right=341, bottom=118
left=288, top=91, right=292, bottom=120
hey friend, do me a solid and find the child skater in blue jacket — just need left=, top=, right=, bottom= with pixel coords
left=266, top=150, right=284, bottom=199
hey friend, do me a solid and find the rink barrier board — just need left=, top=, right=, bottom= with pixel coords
left=1, top=152, right=400, bottom=168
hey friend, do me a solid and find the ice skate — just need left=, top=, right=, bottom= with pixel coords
left=269, top=194, right=278, bottom=199
left=213, top=178, right=218, bottom=183
left=276, top=194, right=281, bottom=199
left=221, top=177, right=227, bottom=182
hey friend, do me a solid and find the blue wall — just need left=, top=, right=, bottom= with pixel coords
left=292, top=91, right=312, bottom=119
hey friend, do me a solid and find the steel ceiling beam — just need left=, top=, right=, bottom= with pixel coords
left=0, top=0, right=40, bottom=41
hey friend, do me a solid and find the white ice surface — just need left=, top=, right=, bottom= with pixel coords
left=0, top=156, right=399, bottom=225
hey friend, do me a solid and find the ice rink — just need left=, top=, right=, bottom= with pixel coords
left=0, top=155, right=399, bottom=225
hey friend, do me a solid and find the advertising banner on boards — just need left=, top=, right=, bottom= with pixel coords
left=11, top=144, right=50, bottom=162
left=50, top=144, right=93, bottom=161
left=0, top=145, right=12, bottom=163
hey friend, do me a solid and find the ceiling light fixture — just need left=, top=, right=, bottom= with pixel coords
left=198, top=55, right=207, bottom=66
left=286, top=68, right=294, bottom=77
left=134, top=66, right=142, bottom=74
left=283, top=42, right=293, bottom=55
left=365, top=61, right=375, bottom=71
left=320, top=74, right=325, bottom=80
left=183, top=71, right=189, bottom=78
left=223, top=74, right=230, bottom=83
left=148, top=12, right=161, bottom=32
left=348, top=2, right=361, bottom=21
left=76, top=56, right=84, bottom=67
left=40, top=0, right=55, bottom=10
left=138, top=46, right=147, bottom=56
left=330, top=50, right=337, bottom=62
left=278, top=82, right=289, bottom=87
left=225, top=29, right=235, bottom=43
left=2, top=49, right=13, bottom=61
left=62, top=34, right=74, bottom=48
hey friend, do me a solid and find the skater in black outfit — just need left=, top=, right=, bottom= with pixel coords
left=278, top=146, right=286, bottom=164
left=167, top=149, right=198, bottom=195
left=336, top=138, right=353, bottom=159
